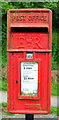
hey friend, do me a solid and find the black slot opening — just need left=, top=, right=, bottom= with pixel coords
left=11, top=27, right=48, bottom=33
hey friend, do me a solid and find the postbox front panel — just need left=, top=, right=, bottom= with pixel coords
left=7, top=9, right=52, bottom=114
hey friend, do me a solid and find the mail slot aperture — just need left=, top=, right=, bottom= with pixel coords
left=11, top=27, right=48, bottom=32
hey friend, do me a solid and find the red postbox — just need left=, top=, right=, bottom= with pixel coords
left=7, top=9, right=52, bottom=114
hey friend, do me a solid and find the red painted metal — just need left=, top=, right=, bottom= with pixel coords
left=7, top=9, right=52, bottom=114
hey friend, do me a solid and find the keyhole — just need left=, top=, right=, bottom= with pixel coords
left=16, top=80, right=18, bottom=84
